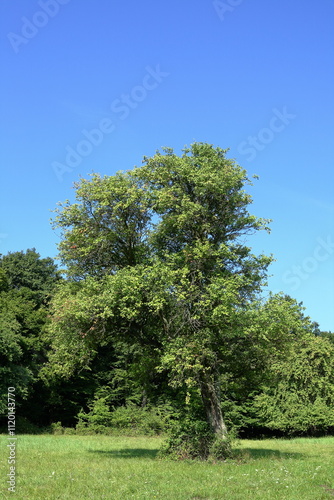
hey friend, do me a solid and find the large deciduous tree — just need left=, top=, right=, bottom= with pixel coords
left=131, top=144, right=273, bottom=438
left=48, top=143, right=274, bottom=448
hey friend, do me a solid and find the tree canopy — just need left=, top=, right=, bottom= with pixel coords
left=48, top=143, right=275, bottom=444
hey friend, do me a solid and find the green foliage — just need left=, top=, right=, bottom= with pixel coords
left=0, top=294, right=33, bottom=412
left=76, top=397, right=113, bottom=432
left=63, top=427, right=76, bottom=435
left=319, top=330, right=334, bottom=346
left=159, top=417, right=214, bottom=460
left=75, top=398, right=170, bottom=435
left=14, top=416, right=43, bottom=434
left=132, top=143, right=271, bottom=255
left=208, top=295, right=334, bottom=437
left=253, top=335, right=334, bottom=435
left=0, top=248, right=61, bottom=305
left=209, top=435, right=233, bottom=460
left=52, top=173, right=151, bottom=279
left=158, top=392, right=235, bottom=461
left=50, top=421, right=64, bottom=435
left=159, top=415, right=234, bottom=460
left=0, top=249, right=60, bottom=422
left=0, top=268, right=9, bottom=292
left=110, top=405, right=166, bottom=435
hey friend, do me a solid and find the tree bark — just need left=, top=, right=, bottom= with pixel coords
left=199, top=375, right=228, bottom=438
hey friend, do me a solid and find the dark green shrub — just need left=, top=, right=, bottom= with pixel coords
left=209, top=435, right=233, bottom=460
left=252, top=337, right=334, bottom=436
left=76, top=397, right=113, bottom=433
left=63, top=427, right=76, bottom=435
left=50, top=421, right=64, bottom=435
left=159, top=418, right=214, bottom=460
left=76, top=399, right=169, bottom=435
left=159, top=413, right=235, bottom=461
left=109, top=404, right=166, bottom=435
left=14, top=416, right=42, bottom=434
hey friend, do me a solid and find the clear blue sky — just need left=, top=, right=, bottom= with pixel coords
left=1, top=0, right=333, bottom=331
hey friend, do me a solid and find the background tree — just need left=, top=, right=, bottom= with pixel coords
left=253, top=331, right=334, bottom=435
left=0, top=249, right=60, bottom=304
left=0, top=250, right=60, bottom=427
left=220, top=294, right=334, bottom=436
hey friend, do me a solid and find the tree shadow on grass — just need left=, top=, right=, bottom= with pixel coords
left=235, top=448, right=304, bottom=460
left=89, top=447, right=304, bottom=461
left=88, top=448, right=159, bottom=459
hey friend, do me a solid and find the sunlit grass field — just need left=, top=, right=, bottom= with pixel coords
left=1, top=434, right=333, bottom=499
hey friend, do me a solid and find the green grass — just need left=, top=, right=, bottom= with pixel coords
left=1, top=434, right=334, bottom=499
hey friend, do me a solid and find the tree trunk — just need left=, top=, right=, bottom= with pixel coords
left=199, top=375, right=228, bottom=438
left=141, top=389, right=148, bottom=408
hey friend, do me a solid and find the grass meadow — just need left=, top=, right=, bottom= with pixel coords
left=1, top=434, right=334, bottom=499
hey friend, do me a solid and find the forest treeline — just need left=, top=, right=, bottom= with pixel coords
left=1, top=144, right=333, bottom=457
